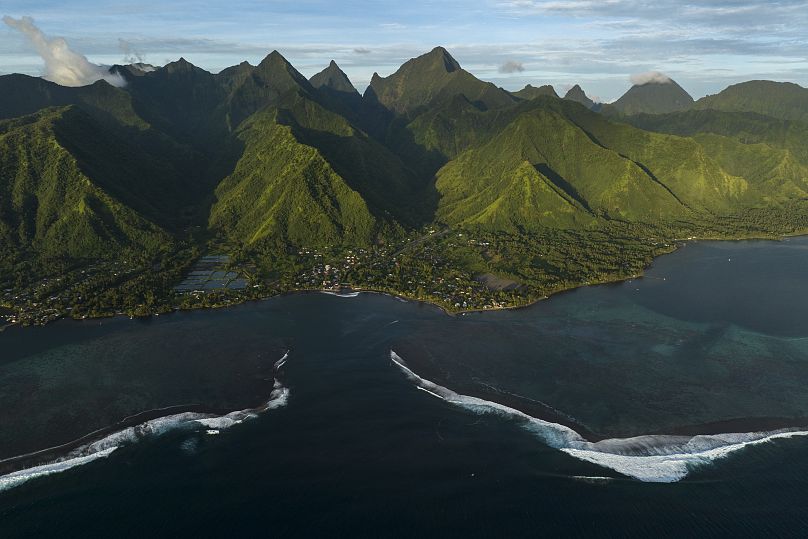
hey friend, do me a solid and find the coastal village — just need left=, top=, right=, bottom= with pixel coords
left=1, top=216, right=665, bottom=327
left=2, top=228, right=533, bottom=327
left=288, top=229, right=524, bottom=310
left=0, top=259, right=144, bottom=326
left=1, top=218, right=669, bottom=329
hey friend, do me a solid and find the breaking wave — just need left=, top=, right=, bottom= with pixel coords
left=0, top=354, right=291, bottom=493
left=390, top=351, right=808, bottom=483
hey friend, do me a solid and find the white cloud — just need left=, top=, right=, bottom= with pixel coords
left=119, top=38, right=145, bottom=64
left=630, top=70, right=672, bottom=85
left=2, top=15, right=125, bottom=87
left=499, top=60, right=525, bottom=73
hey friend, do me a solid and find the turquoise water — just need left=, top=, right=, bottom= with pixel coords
left=2, top=238, right=808, bottom=536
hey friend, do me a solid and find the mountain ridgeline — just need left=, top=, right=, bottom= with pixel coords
left=2, top=45, right=808, bottom=271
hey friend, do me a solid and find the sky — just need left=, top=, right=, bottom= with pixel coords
left=1, top=0, right=808, bottom=102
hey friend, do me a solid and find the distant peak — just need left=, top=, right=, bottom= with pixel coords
left=564, top=84, right=586, bottom=96
left=322, top=60, right=344, bottom=74
left=163, top=57, right=199, bottom=74
left=426, top=46, right=461, bottom=72
left=514, top=84, right=558, bottom=100
left=257, top=50, right=301, bottom=76
left=613, top=74, right=694, bottom=114
left=563, top=84, right=596, bottom=109
left=258, top=50, right=298, bottom=71
left=263, top=50, right=286, bottom=63
left=310, top=60, right=358, bottom=95
left=249, top=49, right=312, bottom=93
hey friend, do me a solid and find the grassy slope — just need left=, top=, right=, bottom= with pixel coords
left=695, top=81, right=808, bottom=124
left=555, top=101, right=753, bottom=213
left=277, top=92, right=422, bottom=225
left=427, top=96, right=808, bottom=233
left=624, top=109, right=808, bottom=166
left=0, top=108, right=168, bottom=261
left=434, top=106, right=684, bottom=229
left=208, top=107, right=377, bottom=248
left=0, top=74, right=149, bottom=129
left=52, top=107, right=206, bottom=229
left=621, top=109, right=808, bottom=204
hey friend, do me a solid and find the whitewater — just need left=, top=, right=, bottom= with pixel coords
left=390, top=351, right=808, bottom=483
left=0, top=353, right=292, bottom=493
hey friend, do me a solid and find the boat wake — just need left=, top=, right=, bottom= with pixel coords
left=0, top=354, right=292, bottom=493
left=390, top=351, right=808, bottom=483
left=274, top=350, right=290, bottom=370
left=320, top=290, right=361, bottom=298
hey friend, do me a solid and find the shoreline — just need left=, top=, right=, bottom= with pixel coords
left=191, top=227, right=808, bottom=319
left=4, top=233, right=808, bottom=466
left=5, top=230, right=808, bottom=330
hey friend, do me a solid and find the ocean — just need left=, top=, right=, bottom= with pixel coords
left=2, top=238, right=808, bottom=537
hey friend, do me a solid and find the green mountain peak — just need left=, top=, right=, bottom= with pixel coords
left=163, top=57, right=200, bottom=74
left=310, top=60, right=358, bottom=95
left=694, top=80, right=808, bottom=123
left=424, top=46, right=462, bottom=72
left=366, top=46, right=514, bottom=116
left=611, top=78, right=694, bottom=115
left=514, top=84, right=559, bottom=100
left=220, top=50, right=314, bottom=129
left=563, top=84, right=596, bottom=109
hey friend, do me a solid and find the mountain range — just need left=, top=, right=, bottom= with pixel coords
left=2, top=46, right=808, bottom=274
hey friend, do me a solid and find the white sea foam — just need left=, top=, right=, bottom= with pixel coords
left=0, top=373, right=290, bottom=492
left=0, top=448, right=117, bottom=492
left=571, top=475, right=614, bottom=483
left=390, top=351, right=808, bottom=483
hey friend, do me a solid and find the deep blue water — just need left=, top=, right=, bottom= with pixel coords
left=2, top=238, right=808, bottom=537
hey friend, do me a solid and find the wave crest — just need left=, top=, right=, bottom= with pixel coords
left=390, top=351, right=808, bottom=483
left=1, top=356, right=291, bottom=493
